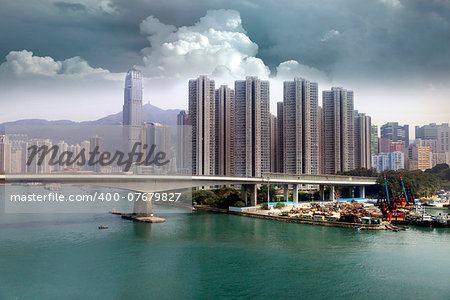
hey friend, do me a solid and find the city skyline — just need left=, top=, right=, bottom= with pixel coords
left=0, top=3, right=449, bottom=133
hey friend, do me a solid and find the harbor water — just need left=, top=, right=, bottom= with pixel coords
left=1, top=187, right=449, bottom=299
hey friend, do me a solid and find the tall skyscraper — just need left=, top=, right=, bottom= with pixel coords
left=371, top=151, right=404, bottom=172
left=371, top=125, right=378, bottom=155
left=0, top=135, right=11, bottom=174
left=144, top=122, right=170, bottom=174
left=27, top=139, right=52, bottom=174
left=215, top=85, right=235, bottom=176
left=176, top=110, right=191, bottom=174
left=234, top=76, right=270, bottom=177
left=323, top=87, right=355, bottom=174
left=123, top=68, right=143, bottom=154
left=436, top=124, right=450, bottom=153
left=318, top=106, right=325, bottom=174
left=80, top=140, right=90, bottom=170
left=282, top=78, right=319, bottom=175
left=90, top=135, right=101, bottom=172
left=269, top=114, right=277, bottom=172
left=7, top=134, right=28, bottom=173
left=189, top=75, right=216, bottom=175
left=415, top=123, right=439, bottom=140
left=276, top=101, right=284, bottom=173
left=380, top=122, right=409, bottom=146
left=354, top=112, right=372, bottom=169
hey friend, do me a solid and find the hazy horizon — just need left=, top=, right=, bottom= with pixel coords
left=0, top=0, right=449, bottom=136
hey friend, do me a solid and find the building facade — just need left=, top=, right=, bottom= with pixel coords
left=276, top=101, right=284, bottom=173
left=323, top=87, right=355, bottom=174
left=234, top=77, right=270, bottom=177
left=215, top=85, right=235, bottom=176
left=371, top=125, right=379, bottom=155
left=282, top=78, right=319, bottom=175
left=123, top=68, right=143, bottom=154
left=354, top=112, right=372, bottom=169
left=176, top=110, right=191, bottom=174
left=189, top=76, right=216, bottom=175
left=380, top=122, right=409, bottom=146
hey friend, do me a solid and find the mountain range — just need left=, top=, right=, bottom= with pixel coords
left=0, top=103, right=182, bottom=131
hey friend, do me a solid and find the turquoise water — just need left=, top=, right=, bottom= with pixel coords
left=1, top=188, right=450, bottom=299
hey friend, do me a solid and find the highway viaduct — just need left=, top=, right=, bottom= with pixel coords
left=1, top=173, right=378, bottom=217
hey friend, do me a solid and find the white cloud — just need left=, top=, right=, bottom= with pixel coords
left=276, top=60, right=328, bottom=82
left=138, top=9, right=270, bottom=79
left=0, top=50, right=121, bottom=80
left=320, top=29, right=340, bottom=42
left=379, top=0, right=402, bottom=8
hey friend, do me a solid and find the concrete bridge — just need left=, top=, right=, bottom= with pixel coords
left=0, top=173, right=377, bottom=217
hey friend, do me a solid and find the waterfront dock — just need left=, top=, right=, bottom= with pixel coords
left=194, top=206, right=395, bottom=230
left=109, top=211, right=166, bottom=223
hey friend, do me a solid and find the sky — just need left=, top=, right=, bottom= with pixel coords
left=0, top=0, right=449, bottom=136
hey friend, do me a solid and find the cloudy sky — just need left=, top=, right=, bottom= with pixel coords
left=0, top=0, right=449, bottom=134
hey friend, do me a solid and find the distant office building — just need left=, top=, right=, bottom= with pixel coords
left=415, top=124, right=439, bottom=140
left=215, top=85, right=235, bottom=176
left=7, top=134, right=28, bottom=173
left=405, top=144, right=431, bottom=171
left=371, top=151, right=404, bottom=173
left=27, top=139, right=52, bottom=174
left=372, top=153, right=390, bottom=173
left=144, top=122, right=170, bottom=174
left=282, top=78, right=319, bottom=175
left=416, top=146, right=431, bottom=171
left=318, top=106, right=325, bottom=174
left=0, top=135, right=11, bottom=173
left=67, top=144, right=81, bottom=169
left=176, top=110, right=191, bottom=174
left=123, top=68, right=143, bottom=154
left=55, top=141, right=68, bottom=172
left=234, top=76, right=270, bottom=177
left=323, top=87, right=355, bottom=173
left=269, top=114, right=277, bottom=172
left=90, top=135, right=101, bottom=172
left=276, top=101, right=284, bottom=173
left=379, top=138, right=391, bottom=153
left=380, top=122, right=409, bottom=146
left=80, top=140, right=90, bottom=170
left=371, top=125, right=378, bottom=155
left=432, top=152, right=447, bottom=167
left=189, top=75, right=216, bottom=175
left=437, top=124, right=450, bottom=153
left=354, top=112, right=371, bottom=169
left=389, top=151, right=404, bottom=171
left=389, top=141, right=405, bottom=153
left=144, top=122, right=169, bottom=156
left=415, top=138, right=437, bottom=153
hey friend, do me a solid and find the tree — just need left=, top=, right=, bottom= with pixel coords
left=338, top=168, right=378, bottom=177
left=425, top=163, right=449, bottom=174
left=192, top=190, right=218, bottom=205
left=377, top=170, right=441, bottom=198
left=257, top=184, right=276, bottom=203
left=273, top=202, right=285, bottom=209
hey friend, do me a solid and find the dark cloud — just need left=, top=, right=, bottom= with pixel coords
left=0, top=0, right=449, bottom=83
left=54, top=1, right=87, bottom=12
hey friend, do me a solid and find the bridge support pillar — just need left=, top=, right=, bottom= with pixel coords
left=283, top=185, right=289, bottom=201
left=319, top=185, right=325, bottom=201
left=360, top=186, right=366, bottom=198
left=293, top=184, right=299, bottom=204
left=241, top=185, right=248, bottom=205
left=249, top=184, right=257, bottom=206
left=329, top=186, right=335, bottom=201
left=133, top=192, right=153, bottom=217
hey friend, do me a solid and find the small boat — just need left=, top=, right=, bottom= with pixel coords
left=98, top=225, right=109, bottom=229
